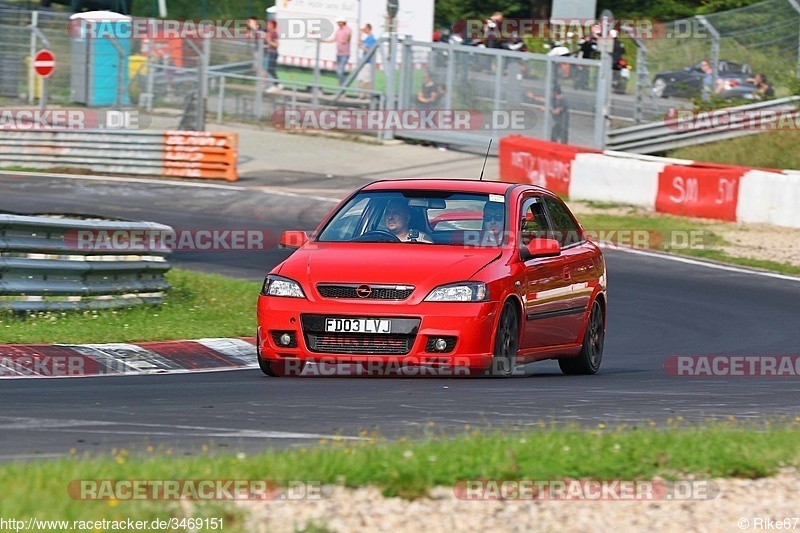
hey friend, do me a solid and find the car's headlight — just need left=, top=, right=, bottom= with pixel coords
left=261, top=275, right=306, bottom=298
left=424, top=282, right=488, bottom=302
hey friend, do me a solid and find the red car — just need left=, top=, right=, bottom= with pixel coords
left=257, top=179, right=606, bottom=377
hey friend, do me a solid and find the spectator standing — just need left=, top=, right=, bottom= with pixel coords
left=326, top=17, right=352, bottom=86
left=700, top=60, right=723, bottom=100
left=416, top=71, right=443, bottom=109
left=247, top=17, right=264, bottom=75
left=264, top=19, right=281, bottom=92
left=357, top=23, right=377, bottom=99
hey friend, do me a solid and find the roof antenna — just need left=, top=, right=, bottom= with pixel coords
left=479, top=139, right=493, bottom=181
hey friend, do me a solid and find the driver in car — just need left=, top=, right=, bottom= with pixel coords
left=384, top=199, right=432, bottom=243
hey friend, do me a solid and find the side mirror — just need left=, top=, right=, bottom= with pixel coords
left=279, top=230, right=309, bottom=249
left=520, top=238, right=561, bottom=260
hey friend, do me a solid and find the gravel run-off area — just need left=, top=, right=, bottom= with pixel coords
left=233, top=469, right=800, bottom=533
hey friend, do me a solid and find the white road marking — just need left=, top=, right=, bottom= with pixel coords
left=603, top=244, right=800, bottom=283
left=0, top=453, right=67, bottom=460
left=0, top=417, right=364, bottom=440
left=0, top=170, right=340, bottom=202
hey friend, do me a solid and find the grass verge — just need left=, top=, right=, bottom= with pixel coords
left=0, top=422, right=798, bottom=528
left=577, top=209, right=800, bottom=277
left=668, top=130, right=800, bottom=170
left=0, top=270, right=259, bottom=344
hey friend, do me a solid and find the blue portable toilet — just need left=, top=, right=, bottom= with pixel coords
left=70, top=11, right=132, bottom=106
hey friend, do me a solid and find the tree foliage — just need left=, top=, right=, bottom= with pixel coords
left=433, top=0, right=770, bottom=27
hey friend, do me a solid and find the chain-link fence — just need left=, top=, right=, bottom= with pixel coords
left=395, top=39, right=607, bottom=148
left=1, top=7, right=614, bottom=147
left=642, top=0, right=800, bottom=101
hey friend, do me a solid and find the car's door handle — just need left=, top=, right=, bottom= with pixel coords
left=563, top=266, right=571, bottom=280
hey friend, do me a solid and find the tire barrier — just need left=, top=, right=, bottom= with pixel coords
left=499, top=136, right=800, bottom=229
left=0, top=214, right=173, bottom=312
left=0, top=130, right=238, bottom=181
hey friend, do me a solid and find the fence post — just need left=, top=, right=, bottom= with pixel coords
left=199, top=37, right=209, bottom=130
left=594, top=53, right=612, bottom=148
left=385, top=33, right=398, bottom=140
left=106, top=36, right=126, bottom=109
left=217, top=74, right=225, bottom=122
left=398, top=35, right=414, bottom=110
left=254, top=30, right=265, bottom=120
left=696, top=16, right=720, bottom=91
left=312, top=37, right=321, bottom=108
left=444, top=43, right=455, bottom=110
left=145, top=37, right=155, bottom=112
left=493, top=54, right=504, bottom=140
left=788, top=0, right=800, bottom=78
left=635, top=45, right=646, bottom=123
left=28, top=11, right=37, bottom=105
left=543, top=57, right=554, bottom=141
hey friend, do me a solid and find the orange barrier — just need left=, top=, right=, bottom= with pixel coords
left=162, top=131, right=238, bottom=181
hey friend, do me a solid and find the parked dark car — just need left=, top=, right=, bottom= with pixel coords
left=652, top=60, right=755, bottom=99
left=41, top=0, right=132, bottom=14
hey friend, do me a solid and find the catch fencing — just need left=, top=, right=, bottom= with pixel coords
left=0, top=214, right=172, bottom=312
left=3, top=3, right=795, bottom=153
left=641, top=0, right=800, bottom=98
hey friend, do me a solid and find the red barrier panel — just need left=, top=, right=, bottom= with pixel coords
left=499, top=136, right=598, bottom=196
left=655, top=164, right=745, bottom=221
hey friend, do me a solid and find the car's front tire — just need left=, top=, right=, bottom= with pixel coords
left=559, top=299, right=605, bottom=375
left=486, top=301, right=519, bottom=377
left=257, top=338, right=305, bottom=377
left=258, top=354, right=306, bottom=377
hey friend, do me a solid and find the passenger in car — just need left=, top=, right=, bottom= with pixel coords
left=384, top=199, right=433, bottom=243
left=481, top=201, right=505, bottom=246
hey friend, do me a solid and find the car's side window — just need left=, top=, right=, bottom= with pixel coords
left=543, top=197, right=583, bottom=247
left=519, top=197, right=550, bottom=246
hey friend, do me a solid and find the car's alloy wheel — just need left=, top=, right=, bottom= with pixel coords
left=559, top=300, right=605, bottom=375
left=652, top=78, right=666, bottom=98
left=488, top=302, right=519, bottom=377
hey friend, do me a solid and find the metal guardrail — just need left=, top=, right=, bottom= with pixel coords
left=606, top=96, right=800, bottom=154
left=0, top=130, right=238, bottom=181
left=0, top=214, right=172, bottom=312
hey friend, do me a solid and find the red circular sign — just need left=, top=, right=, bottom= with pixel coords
left=34, top=49, right=55, bottom=78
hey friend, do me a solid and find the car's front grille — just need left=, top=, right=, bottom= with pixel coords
left=317, top=284, right=414, bottom=300
left=305, top=333, right=412, bottom=355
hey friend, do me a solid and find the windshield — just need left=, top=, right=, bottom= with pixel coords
left=317, top=191, right=507, bottom=246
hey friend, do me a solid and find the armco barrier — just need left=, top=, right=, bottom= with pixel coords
left=0, top=130, right=238, bottom=181
left=0, top=214, right=173, bottom=312
left=499, top=136, right=800, bottom=229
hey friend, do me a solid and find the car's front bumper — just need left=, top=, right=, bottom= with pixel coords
left=257, top=295, right=501, bottom=374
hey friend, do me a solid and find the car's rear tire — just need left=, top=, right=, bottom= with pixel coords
left=486, top=301, right=519, bottom=377
left=559, top=300, right=605, bottom=375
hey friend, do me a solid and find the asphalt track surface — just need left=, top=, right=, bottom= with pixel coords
left=1, top=173, right=799, bottom=458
